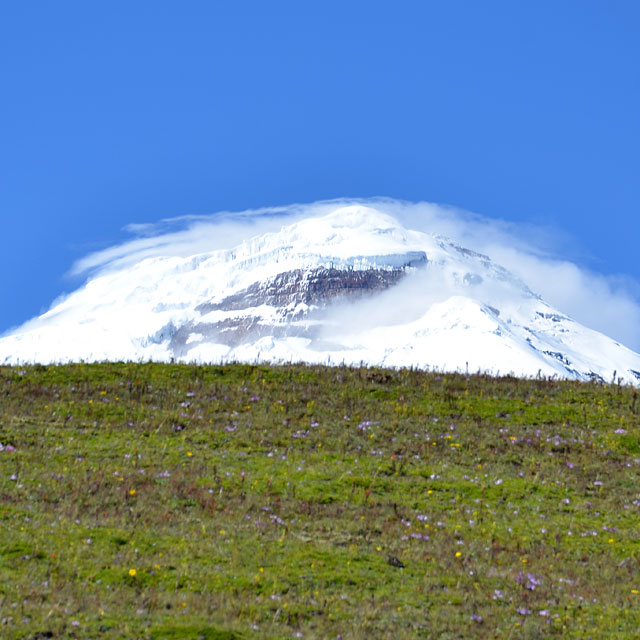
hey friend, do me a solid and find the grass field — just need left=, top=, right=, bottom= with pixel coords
left=1, top=362, right=639, bottom=639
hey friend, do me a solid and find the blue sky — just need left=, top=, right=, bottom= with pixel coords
left=1, top=1, right=639, bottom=336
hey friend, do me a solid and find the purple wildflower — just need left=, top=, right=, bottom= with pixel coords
left=515, top=571, right=542, bottom=590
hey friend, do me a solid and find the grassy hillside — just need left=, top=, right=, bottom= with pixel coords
left=1, top=362, right=639, bottom=639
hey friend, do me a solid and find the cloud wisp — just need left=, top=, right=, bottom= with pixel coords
left=66, top=197, right=640, bottom=351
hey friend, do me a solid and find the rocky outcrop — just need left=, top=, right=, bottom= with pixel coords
left=197, top=260, right=426, bottom=316
left=172, top=261, right=427, bottom=354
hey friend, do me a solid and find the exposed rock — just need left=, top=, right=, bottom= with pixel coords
left=196, top=263, right=425, bottom=316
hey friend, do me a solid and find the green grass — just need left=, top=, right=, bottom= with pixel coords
left=0, top=361, right=639, bottom=639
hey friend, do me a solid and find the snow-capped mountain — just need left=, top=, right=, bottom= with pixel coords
left=2, top=204, right=640, bottom=384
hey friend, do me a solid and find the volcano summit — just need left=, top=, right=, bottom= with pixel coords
left=2, top=204, right=639, bottom=384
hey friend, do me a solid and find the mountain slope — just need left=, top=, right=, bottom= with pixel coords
left=2, top=204, right=639, bottom=384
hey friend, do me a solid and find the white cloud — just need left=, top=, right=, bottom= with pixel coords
left=68, top=197, right=640, bottom=351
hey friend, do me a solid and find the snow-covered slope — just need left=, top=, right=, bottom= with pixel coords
left=2, top=204, right=640, bottom=384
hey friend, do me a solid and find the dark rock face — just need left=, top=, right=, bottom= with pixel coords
left=167, top=261, right=426, bottom=356
left=196, top=265, right=418, bottom=316
left=169, top=317, right=314, bottom=353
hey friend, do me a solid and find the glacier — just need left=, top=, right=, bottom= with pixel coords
left=1, top=203, right=640, bottom=385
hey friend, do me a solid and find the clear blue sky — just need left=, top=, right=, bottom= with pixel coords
left=1, top=1, right=639, bottom=334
